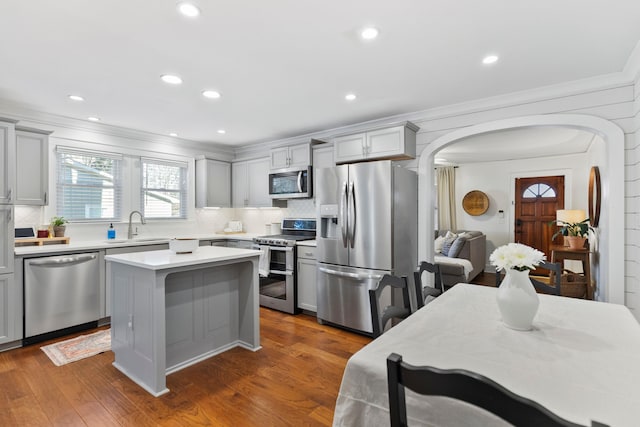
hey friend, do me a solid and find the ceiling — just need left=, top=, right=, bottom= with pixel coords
left=435, top=127, right=598, bottom=164
left=1, top=1, right=639, bottom=147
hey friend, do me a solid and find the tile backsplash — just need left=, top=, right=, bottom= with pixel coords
left=13, top=198, right=318, bottom=240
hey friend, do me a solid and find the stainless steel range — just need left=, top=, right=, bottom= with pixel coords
left=253, top=218, right=316, bottom=314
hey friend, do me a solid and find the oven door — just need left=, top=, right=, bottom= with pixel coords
left=256, top=245, right=297, bottom=314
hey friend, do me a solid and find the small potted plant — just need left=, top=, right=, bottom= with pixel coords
left=552, top=218, right=592, bottom=249
left=50, top=216, right=68, bottom=237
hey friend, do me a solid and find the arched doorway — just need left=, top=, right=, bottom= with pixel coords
left=418, top=114, right=624, bottom=304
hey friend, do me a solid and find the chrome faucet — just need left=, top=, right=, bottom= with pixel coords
left=127, top=210, right=146, bottom=239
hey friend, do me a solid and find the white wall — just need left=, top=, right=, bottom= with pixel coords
left=453, top=152, right=590, bottom=266
left=625, top=65, right=640, bottom=312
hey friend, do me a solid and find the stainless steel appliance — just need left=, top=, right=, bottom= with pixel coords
left=269, top=166, right=312, bottom=199
left=316, top=161, right=417, bottom=334
left=253, top=218, right=316, bottom=313
left=24, top=252, right=101, bottom=344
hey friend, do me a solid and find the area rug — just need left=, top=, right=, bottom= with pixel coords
left=41, top=329, right=111, bottom=366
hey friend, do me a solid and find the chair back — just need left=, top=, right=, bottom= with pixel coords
left=368, top=275, right=411, bottom=338
left=386, top=352, right=608, bottom=427
left=495, top=261, right=562, bottom=296
left=413, top=261, right=443, bottom=309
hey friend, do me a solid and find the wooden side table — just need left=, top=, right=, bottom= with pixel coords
left=550, top=245, right=592, bottom=299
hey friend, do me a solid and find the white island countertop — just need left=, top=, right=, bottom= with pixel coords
left=105, top=246, right=260, bottom=270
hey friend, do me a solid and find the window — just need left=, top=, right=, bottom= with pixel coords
left=140, top=158, right=187, bottom=219
left=522, top=183, right=556, bottom=199
left=56, top=148, right=123, bottom=221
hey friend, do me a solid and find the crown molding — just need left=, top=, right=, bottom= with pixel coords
left=0, top=99, right=235, bottom=160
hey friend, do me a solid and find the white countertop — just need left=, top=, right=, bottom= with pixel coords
left=296, top=240, right=317, bottom=247
left=105, top=245, right=260, bottom=270
left=14, top=233, right=260, bottom=257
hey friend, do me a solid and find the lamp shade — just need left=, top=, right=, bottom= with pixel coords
left=556, top=209, right=587, bottom=224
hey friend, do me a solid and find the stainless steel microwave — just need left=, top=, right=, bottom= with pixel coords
left=269, top=166, right=312, bottom=199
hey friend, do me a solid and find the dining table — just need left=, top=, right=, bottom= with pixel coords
left=332, top=283, right=640, bottom=427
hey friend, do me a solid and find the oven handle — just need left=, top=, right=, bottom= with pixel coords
left=252, top=244, right=294, bottom=252
left=318, top=266, right=383, bottom=281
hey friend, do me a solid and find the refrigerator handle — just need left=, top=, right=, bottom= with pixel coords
left=341, top=181, right=348, bottom=247
left=318, top=266, right=383, bottom=281
left=348, top=181, right=355, bottom=248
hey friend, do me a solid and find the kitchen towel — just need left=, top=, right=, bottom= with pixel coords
left=258, top=245, right=270, bottom=277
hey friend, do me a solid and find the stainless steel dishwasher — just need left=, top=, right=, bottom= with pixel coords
left=24, top=252, right=100, bottom=344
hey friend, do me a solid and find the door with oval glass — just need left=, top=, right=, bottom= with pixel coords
left=514, top=176, right=564, bottom=273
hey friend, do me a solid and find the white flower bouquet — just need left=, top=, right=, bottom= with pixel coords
left=490, top=243, right=546, bottom=272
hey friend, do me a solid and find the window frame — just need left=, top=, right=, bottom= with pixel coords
left=139, top=157, right=188, bottom=220
left=55, top=147, right=123, bottom=222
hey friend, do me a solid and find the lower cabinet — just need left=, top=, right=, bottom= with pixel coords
left=0, top=273, right=19, bottom=346
left=297, top=246, right=317, bottom=312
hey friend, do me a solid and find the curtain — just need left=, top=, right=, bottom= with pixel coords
left=437, top=166, right=457, bottom=230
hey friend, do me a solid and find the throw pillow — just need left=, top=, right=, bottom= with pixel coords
left=441, top=233, right=457, bottom=256
left=434, top=235, right=446, bottom=253
left=448, top=235, right=468, bottom=258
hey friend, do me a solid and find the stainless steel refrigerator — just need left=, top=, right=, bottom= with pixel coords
left=316, top=160, right=417, bottom=334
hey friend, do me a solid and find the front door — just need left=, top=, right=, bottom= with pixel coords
left=514, top=176, right=564, bottom=268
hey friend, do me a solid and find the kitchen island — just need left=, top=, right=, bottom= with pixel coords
left=105, top=246, right=261, bottom=396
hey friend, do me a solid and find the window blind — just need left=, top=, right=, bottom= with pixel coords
left=140, top=157, right=188, bottom=219
left=56, top=147, right=123, bottom=221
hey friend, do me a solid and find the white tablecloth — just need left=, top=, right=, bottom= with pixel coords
left=333, top=284, right=640, bottom=427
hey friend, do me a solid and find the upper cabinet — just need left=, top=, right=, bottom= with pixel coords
left=195, top=158, right=231, bottom=208
left=0, top=119, right=17, bottom=205
left=270, top=143, right=311, bottom=170
left=232, top=157, right=271, bottom=207
left=333, top=121, right=419, bottom=164
left=14, top=126, right=51, bottom=206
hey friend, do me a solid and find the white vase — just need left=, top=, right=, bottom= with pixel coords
left=496, top=269, right=539, bottom=331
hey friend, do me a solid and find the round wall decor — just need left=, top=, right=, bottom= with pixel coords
left=462, top=190, right=489, bottom=216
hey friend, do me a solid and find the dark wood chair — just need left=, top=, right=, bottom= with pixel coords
left=369, top=275, right=411, bottom=338
left=413, top=261, right=443, bottom=309
left=386, top=352, right=609, bottom=427
left=495, top=261, right=563, bottom=296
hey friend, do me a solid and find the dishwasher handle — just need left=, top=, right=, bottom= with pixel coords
left=29, top=254, right=97, bottom=267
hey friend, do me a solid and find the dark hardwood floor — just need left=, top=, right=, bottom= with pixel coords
left=0, top=308, right=371, bottom=426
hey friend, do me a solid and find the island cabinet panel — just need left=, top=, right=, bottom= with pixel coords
left=165, top=266, right=240, bottom=368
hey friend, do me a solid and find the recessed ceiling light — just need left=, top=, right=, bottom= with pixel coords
left=202, top=90, right=221, bottom=99
left=68, top=95, right=84, bottom=101
left=360, top=27, right=379, bottom=40
left=87, top=117, right=100, bottom=122
left=161, top=74, right=183, bottom=85
left=345, top=93, right=357, bottom=101
left=217, top=129, right=226, bottom=134
left=177, top=2, right=200, bottom=17
left=482, top=55, right=499, bottom=65
left=169, top=132, right=178, bottom=137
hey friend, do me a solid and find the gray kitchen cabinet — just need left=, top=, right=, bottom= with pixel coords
left=0, top=274, right=18, bottom=346
left=333, top=122, right=418, bottom=164
left=312, top=144, right=334, bottom=201
left=0, top=205, right=14, bottom=275
left=0, top=119, right=16, bottom=205
left=227, top=239, right=253, bottom=249
left=14, top=126, right=51, bottom=206
left=195, top=157, right=231, bottom=208
left=199, top=239, right=227, bottom=247
left=270, top=143, right=311, bottom=170
left=232, top=158, right=270, bottom=207
left=297, top=245, right=317, bottom=312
